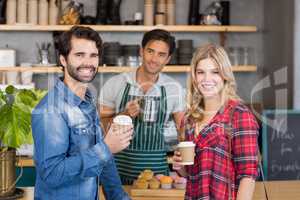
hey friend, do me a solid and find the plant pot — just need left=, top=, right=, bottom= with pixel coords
left=0, top=148, right=16, bottom=197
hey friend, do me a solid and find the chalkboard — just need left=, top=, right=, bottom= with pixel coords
left=262, top=110, right=300, bottom=180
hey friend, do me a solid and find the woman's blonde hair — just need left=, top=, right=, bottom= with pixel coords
left=186, top=43, right=240, bottom=121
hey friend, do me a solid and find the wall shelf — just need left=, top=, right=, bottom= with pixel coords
left=0, top=25, right=257, bottom=32
left=17, top=157, right=34, bottom=167
left=0, top=65, right=257, bottom=73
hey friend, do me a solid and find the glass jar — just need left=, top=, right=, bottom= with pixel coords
left=228, top=47, right=238, bottom=66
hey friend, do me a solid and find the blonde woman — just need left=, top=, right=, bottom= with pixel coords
left=173, top=44, right=259, bottom=200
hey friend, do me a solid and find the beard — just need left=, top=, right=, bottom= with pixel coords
left=65, top=63, right=97, bottom=83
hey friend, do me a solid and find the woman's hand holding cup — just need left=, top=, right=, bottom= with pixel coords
left=172, top=150, right=184, bottom=171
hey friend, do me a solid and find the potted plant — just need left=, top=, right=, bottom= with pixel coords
left=0, top=85, right=46, bottom=197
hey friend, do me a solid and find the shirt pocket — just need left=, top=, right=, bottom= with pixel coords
left=71, top=126, right=96, bottom=151
left=196, top=123, right=226, bottom=150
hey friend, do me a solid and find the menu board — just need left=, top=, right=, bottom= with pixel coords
left=262, top=110, right=300, bottom=180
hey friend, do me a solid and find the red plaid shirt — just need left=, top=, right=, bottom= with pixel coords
left=184, top=100, right=259, bottom=200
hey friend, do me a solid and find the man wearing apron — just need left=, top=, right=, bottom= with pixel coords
left=99, top=29, right=185, bottom=184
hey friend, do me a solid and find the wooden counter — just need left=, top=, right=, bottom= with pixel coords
left=18, top=181, right=300, bottom=200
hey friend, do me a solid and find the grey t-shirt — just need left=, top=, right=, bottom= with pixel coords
left=98, top=69, right=185, bottom=143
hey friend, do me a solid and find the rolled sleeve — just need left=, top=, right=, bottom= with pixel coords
left=232, top=108, right=259, bottom=180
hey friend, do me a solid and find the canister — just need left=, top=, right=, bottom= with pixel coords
left=6, top=0, right=17, bottom=24
left=38, top=0, right=48, bottom=25
left=144, top=0, right=153, bottom=25
left=17, top=0, right=27, bottom=23
left=49, top=0, right=59, bottom=25
left=28, top=0, right=38, bottom=24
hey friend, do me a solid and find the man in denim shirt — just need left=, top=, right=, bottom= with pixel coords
left=31, top=26, right=133, bottom=200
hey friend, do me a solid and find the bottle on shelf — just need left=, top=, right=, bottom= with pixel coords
left=156, top=0, right=166, bottom=25
left=96, top=0, right=108, bottom=24
left=144, top=0, right=154, bottom=25
left=49, top=0, right=59, bottom=25
left=6, top=0, right=17, bottom=24
left=38, top=0, right=48, bottom=25
left=156, top=0, right=166, bottom=14
left=166, top=0, right=175, bottom=25
left=17, top=0, right=27, bottom=23
left=188, top=0, right=200, bottom=25
left=134, top=12, right=143, bottom=25
left=28, top=0, right=38, bottom=24
left=155, top=12, right=165, bottom=25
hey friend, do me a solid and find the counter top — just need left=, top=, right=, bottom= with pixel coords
left=17, top=181, right=300, bottom=200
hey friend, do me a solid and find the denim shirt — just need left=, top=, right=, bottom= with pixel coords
left=31, top=79, right=130, bottom=200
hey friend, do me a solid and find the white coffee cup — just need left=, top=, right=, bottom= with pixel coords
left=177, top=141, right=195, bottom=165
left=113, top=115, right=132, bottom=125
left=112, top=115, right=133, bottom=135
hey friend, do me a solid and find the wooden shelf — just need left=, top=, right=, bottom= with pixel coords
left=17, top=157, right=34, bottom=167
left=0, top=25, right=257, bottom=32
left=0, top=65, right=257, bottom=73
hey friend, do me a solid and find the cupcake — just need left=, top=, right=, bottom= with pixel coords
left=160, top=176, right=173, bottom=189
left=155, top=174, right=165, bottom=181
left=141, top=169, right=154, bottom=181
left=173, top=176, right=187, bottom=189
left=135, top=179, right=149, bottom=189
left=149, top=178, right=160, bottom=189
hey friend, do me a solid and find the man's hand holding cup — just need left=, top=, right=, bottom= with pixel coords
left=104, top=115, right=133, bottom=153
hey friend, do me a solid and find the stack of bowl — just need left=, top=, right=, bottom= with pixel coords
left=177, top=40, right=193, bottom=65
left=102, top=42, right=122, bottom=66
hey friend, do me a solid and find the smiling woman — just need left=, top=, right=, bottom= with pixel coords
left=172, top=43, right=259, bottom=200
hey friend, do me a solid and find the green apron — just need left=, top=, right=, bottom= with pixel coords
left=114, top=83, right=169, bottom=184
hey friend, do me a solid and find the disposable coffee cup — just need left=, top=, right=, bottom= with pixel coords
left=113, top=115, right=133, bottom=135
left=113, top=115, right=132, bottom=125
left=177, top=141, right=195, bottom=165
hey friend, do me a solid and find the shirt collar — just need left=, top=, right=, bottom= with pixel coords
left=55, top=78, right=94, bottom=106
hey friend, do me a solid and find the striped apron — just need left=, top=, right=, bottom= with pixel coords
left=114, top=83, right=169, bottom=184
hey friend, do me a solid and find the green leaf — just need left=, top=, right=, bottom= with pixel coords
left=0, top=86, right=47, bottom=148
left=5, top=85, right=16, bottom=94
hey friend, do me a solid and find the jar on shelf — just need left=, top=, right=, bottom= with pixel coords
left=228, top=47, right=239, bottom=66
left=59, top=1, right=82, bottom=25
left=28, top=0, right=38, bottom=24
left=134, top=12, right=143, bottom=25
left=17, top=0, right=27, bottom=23
left=156, top=0, right=166, bottom=13
left=155, top=12, right=165, bottom=25
left=166, top=0, right=175, bottom=25
left=38, top=0, right=48, bottom=25
left=61, top=0, right=71, bottom=12
left=6, top=0, right=17, bottom=24
left=122, top=45, right=140, bottom=67
left=49, top=0, right=59, bottom=25
left=144, top=0, right=154, bottom=25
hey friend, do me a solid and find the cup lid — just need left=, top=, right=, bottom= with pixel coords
left=113, top=115, right=132, bottom=125
left=177, top=141, right=195, bottom=147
